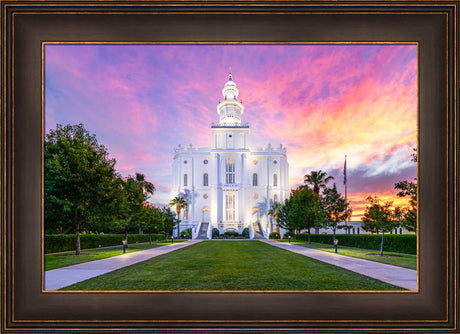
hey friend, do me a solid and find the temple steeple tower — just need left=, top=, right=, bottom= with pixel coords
left=217, top=73, right=244, bottom=125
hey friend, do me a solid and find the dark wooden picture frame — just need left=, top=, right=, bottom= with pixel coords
left=2, top=1, right=458, bottom=332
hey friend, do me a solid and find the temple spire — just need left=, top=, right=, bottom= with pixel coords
left=217, top=73, right=244, bottom=125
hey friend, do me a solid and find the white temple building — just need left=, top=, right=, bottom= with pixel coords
left=172, top=74, right=289, bottom=239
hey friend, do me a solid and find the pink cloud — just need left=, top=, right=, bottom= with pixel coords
left=45, top=44, right=417, bottom=217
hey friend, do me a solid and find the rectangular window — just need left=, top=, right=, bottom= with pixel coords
left=226, top=193, right=235, bottom=221
left=203, top=173, right=208, bottom=186
left=226, top=158, right=235, bottom=184
left=184, top=174, right=188, bottom=187
left=273, top=173, right=278, bottom=187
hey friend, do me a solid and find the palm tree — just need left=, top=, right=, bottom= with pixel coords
left=134, top=172, right=155, bottom=199
left=304, top=170, right=334, bottom=195
left=268, top=203, right=282, bottom=233
left=169, top=196, right=187, bottom=237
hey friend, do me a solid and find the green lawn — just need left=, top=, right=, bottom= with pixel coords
left=62, top=240, right=404, bottom=291
left=284, top=241, right=417, bottom=270
left=45, top=241, right=183, bottom=271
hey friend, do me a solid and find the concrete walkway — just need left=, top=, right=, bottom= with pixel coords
left=44, top=239, right=203, bottom=290
left=260, top=239, right=417, bottom=290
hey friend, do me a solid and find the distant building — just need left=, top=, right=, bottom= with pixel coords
left=171, top=74, right=289, bottom=239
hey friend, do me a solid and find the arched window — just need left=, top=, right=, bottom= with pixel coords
left=226, top=157, right=235, bottom=184
left=253, top=173, right=258, bottom=186
left=203, top=173, right=208, bottom=186
left=226, top=193, right=236, bottom=221
left=183, top=173, right=188, bottom=187
left=202, top=207, right=210, bottom=222
left=273, top=173, right=278, bottom=187
left=274, top=194, right=278, bottom=204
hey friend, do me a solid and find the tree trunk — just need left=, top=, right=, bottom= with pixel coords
left=308, top=228, right=311, bottom=244
left=380, top=229, right=385, bottom=256
left=75, top=223, right=81, bottom=256
left=125, top=229, right=128, bottom=247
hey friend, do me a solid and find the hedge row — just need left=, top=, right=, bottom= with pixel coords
left=295, top=233, right=416, bottom=255
left=45, top=234, right=166, bottom=254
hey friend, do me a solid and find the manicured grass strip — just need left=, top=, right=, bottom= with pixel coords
left=62, top=240, right=404, bottom=291
left=45, top=241, right=183, bottom=271
left=286, top=241, right=417, bottom=270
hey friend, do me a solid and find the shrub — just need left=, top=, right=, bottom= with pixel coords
left=241, top=227, right=250, bottom=239
left=282, top=231, right=294, bottom=239
left=294, top=233, right=416, bottom=254
left=269, top=231, right=281, bottom=239
left=223, top=231, right=240, bottom=238
left=212, top=228, right=220, bottom=237
left=45, top=233, right=166, bottom=253
left=181, top=228, right=193, bottom=239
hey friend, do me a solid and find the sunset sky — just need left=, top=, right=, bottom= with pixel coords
left=44, top=44, right=417, bottom=220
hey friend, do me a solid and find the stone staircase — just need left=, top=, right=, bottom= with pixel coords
left=252, top=222, right=265, bottom=239
left=197, top=222, right=209, bottom=239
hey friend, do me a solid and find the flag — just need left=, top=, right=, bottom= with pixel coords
left=343, top=155, right=347, bottom=185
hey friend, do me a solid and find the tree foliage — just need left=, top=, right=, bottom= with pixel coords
left=287, top=186, right=322, bottom=243
left=320, top=183, right=352, bottom=240
left=139, top=204, right=164, bottom=244
left=45, top=124, right=159, bottom=254
left=394, top=148, right=417, bottom=232
left=161, top=207, right=177, bottom=238
left=270, top=202, right=289, bottom=232
left=304, top=170, right=334, bottom=195
left=113, top=172, right=155, bottom=241
left=394, top=180, right=417, bottom=232
left=169, top=196, right=187, bottom=236
left=45, top=124, right=120, bottom=254
left=270, top=201, right=291, bottom=236
left=361, top=196, right=400, bottom=255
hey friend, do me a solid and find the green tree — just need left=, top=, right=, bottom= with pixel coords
left=114, top=173, right=155, bottom=243
left=361, top=196, right=399, bottom=255
left=271, top=200, right=294, bottom=238
left=304, top=170, right=334, bottom=195
left=140, top=205, right=164, bottom=244
left=288, top=186, right=322, bottom=243
left=161, top=207, right=177, bottom=239
left=394, top=180, right=417, bottom=232
left=169, top=196, right=187, bottom=237
left=394, top=148, right=417, bottom=232
left=320, top=183, right=352, bottom=242
left=268, top=202, right=283, bottom=228
left=44, top=124, right=119, bottom=255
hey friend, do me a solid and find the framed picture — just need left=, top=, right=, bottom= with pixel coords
left=2, top=1, right=458, bottom=332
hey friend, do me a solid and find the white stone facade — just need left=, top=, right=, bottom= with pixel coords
left=172, top=75, right=289, bottom=239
